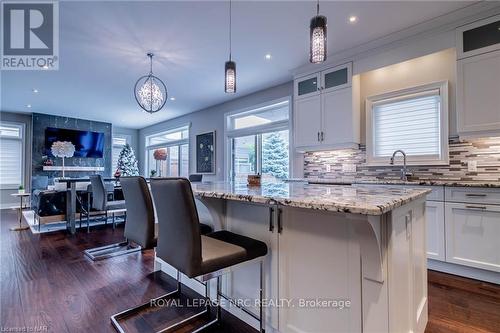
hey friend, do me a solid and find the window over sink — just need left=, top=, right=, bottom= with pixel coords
left=366, top=81, right=449, bottom=166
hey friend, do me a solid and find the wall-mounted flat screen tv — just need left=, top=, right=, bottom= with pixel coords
left=45, top=127, right=105, bottom=158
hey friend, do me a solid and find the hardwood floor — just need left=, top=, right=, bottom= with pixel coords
left=1, top=208, right=499, bottom=333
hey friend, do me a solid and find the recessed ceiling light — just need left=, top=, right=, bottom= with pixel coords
left=42, top=65, right=49, bottom=69
left=26, top=104, right=32, bottom=108
left=170, top=97, right=176, bottom=101
left=349, top=16, right=357, bottom=23
left=33, top=88, right=39, bottom=93
left=265, top=54, right=272, bottom=60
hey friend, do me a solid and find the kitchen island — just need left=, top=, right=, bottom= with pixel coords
left=155, top=181, right=430, bottom=333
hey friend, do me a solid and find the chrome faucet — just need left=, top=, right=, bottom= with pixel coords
left=390, top=150, right=412, bottom=181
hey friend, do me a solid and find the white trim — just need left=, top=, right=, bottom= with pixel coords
left=365, top=81, right=449, bottom=166
left=224, top=97, right=292, bottom=181
left=0, top=121, right=25, bottom=189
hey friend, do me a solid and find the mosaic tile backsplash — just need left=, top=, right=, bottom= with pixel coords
left=304, top=137, right=500, bottom=183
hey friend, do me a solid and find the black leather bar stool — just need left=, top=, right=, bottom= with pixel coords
left=83, top=176, right=153, bottom=260
left=111, top=177, right=268, bottom=333
left=81, top=175, right=126, bottom=232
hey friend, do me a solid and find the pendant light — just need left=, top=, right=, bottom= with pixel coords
left=225, top=0, right=236, bottom=93
left=309, top=0, right=327, bottom=64
left=134, top=53, right=167, bottom=113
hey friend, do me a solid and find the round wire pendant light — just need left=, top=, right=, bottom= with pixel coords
left=134, top=53, right=167, bottom=113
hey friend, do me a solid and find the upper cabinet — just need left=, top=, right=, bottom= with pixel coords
left=456, top=15, right=500, bottom=60
left=456, top=15, right=500, bottom=136
left=294, top=63, right=360, bottom=151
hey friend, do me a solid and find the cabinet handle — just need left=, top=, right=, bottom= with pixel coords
left=321, top=131, right=324, bottom=141
left=277, top=208, right=283, bottom=234
left=465, top=205, right=487, bottom=210
left=465, top=193, right=487, bottom=197
left=269, top=207, right=275, bottom=232
left=317, top=132, right=320, bottom=142
left=405, top=212, right=412, bottom=240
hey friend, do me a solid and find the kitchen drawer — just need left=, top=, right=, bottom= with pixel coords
left=445, top=187, right=500, bottom=205
left=445, top=202, right=500, bottom=272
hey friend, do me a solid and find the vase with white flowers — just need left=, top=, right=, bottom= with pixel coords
left=51, top=141, right=75, bottom=178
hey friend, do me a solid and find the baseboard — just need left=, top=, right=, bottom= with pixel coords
left=428, top=259, right=500, bottom=284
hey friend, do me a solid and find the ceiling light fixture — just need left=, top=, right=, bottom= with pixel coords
left=265, top=54, right=272, bottom=60
left=26, top=104, right=32, bottom=108
left=170, top=97, right=176, bottom=101
left=225, top=0, right=236, bottom=93
left=134, top=53, right=167, bottom=113
left=309, top=0, right=327, bottom=64
left=33, top=88, right=39, bottom=93
left=349, top=16, right=357, bottom=23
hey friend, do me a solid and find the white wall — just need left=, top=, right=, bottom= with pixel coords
left=139, top=82, right=293, bottom=181
left=359, top=48, right=457, bottom=142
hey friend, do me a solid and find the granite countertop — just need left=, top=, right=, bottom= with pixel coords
left=191, top=181, right=430, bottom=216
left=292, top=178, right=500, bottom=188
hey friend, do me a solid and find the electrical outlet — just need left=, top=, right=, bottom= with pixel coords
left=342, top=164, right=356, bottom=173
left=467, top=160, right=477, bottom=172
left=325, top=164, right=331, bottom=172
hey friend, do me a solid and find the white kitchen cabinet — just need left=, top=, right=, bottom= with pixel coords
left=445, top=202, right=500, bottom=272
left=425, top=201, right=445, bottom=261
left=294, top=94, right=322, bottom=147
left=294, top=63, right=360, bottom=151
left=278, top=207, right=361, bottom=333
left=456, top=14, right=500, bottom=59
left=321, top=78, right=360, bottom=147
left=457, top=49, right=500, bottom=135
left=224, top=201, right=279, bottom=330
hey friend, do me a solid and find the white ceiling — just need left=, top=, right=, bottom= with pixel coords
left=1, top=1, right=476, bottom=129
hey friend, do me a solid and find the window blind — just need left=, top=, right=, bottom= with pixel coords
left=373, top=92, right=441, bottom=157
left=0, top=138, right=23, bottom=186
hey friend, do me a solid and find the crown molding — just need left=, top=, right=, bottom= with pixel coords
left=292, top=2, right=500, bottom=77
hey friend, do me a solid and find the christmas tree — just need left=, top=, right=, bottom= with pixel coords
left=116, top=143, right=139, bottom=176
left=262, top=132, right=289, bottom=179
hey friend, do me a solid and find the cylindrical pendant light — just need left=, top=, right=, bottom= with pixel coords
left=225, top=0, right=236, bottom=93
left=309, top=0, right=327, bottom=64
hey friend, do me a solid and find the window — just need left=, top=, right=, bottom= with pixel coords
left=112, top=135, right=130, bottom=172
left=226, top=99, right=290, bottom=182
left=145, top=126, right=189, bottom=177
left=366, top=81, right=449, bottom=165
left=0, top=122, right=24, bottom=188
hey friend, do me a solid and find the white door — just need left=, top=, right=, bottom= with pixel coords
left=457, top=50, right=500, bottom=134
left=294, top=94, right=322, bottom=148
left=445, top=202, right=500, bottom=272
left=224, top=201, right=279, bottom=330
left=321, top=87, right=354, bottom=146
left=320, top=63, right=352, bottom=94
left=278, top=207, right=361, bottom=333
left=294, top=72, right=321, bottom=100
left=425, top=201, right=445, bottom=261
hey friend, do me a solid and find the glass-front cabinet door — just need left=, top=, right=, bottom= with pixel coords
left=294, top=73, right=321, bottom=99
left=456, top=14, right=500, bottom=59
left=321, top=62, right=352, bottom=93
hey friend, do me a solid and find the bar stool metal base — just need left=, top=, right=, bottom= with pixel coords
left=111, top=272, right=217, bottom=333
left=83, top=241, right=141, bottom=261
